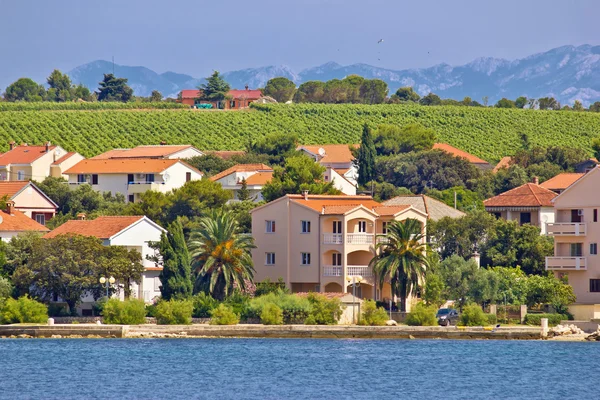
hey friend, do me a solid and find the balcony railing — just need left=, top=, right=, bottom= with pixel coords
left=323, top=266, right=342, bottom=277
left=323, top=233, right=343, bottom=245
left=347, top=234, right=374, bottom=245
left=546, top=223, right=586, bottom=236
left=347, top=265, right=373, bottom=277
left=127, top=182, right=164, bottom=194
left=545, top=256, right=586, bottom=271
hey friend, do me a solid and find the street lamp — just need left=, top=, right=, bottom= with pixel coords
left=99, top=276, right=116, bottom=298
left=346, top=275, right=363, bottom=324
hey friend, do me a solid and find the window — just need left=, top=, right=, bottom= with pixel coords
left=35, top=214, right=45, bottom=225
left=266, top=220, right=276, bottom=233
left=77, top=174, right=86, bottom=183
left=147, top=174, right=155, bottom=183
left=570, top=243, right=583, bottom=257
left=265, top=253, right=275, bottom=265
left=382, top=222, right=389, bottom=234
left=333, top=220, right=342, bottom=234
left=91, top=174, right=98, bottom=185
left=358, top=220, right=367, bottom=233
left=590, top=279, right=600, bottom=293
left=591, top=243, right=598, bottom=255
left=595, top=209, right=598, bottom=223
left=571, top=209, right=583, bottom=223
left=332, top=252, right=342, bottom=266
left=493, top=212, right=501, bottom=219
left=128, top=194, right=135, bottom=203
left=17, top=170, right=25, bottom=181
left=186, top=172, right=192, bottom=182
left=127, top=174, right=134, bottom=184
left=301, top=252, right=311, bottom=265
left=520, top=212, right=531, bottom=225
left=301, top=220, right=311, bottom=233
left=154, top=277, right=161, bottom=292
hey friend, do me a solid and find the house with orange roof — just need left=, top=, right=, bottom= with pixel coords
left=205, top=150, right=246, bottom=160
left=540, top=173, right=585, bottom=194
left=433, top=143, right=491, bottom=170
left=45, top=215, right=167, bottom=308
left=91, top=143, right=203, bottom=160
left=64, top=159, right=203, bottom=203
left=0, top=141, right=84, bottom=181
left=209, top=164, right=273, bottom=201
left=250, top=193, right=428, bottom=311
left=297, top=144, right=358, bottom=194
left=483, top=178, right=557, bottom=234
left=0, top=200, right=49, bottom=241
left=0, top=181, right=57, bottom=224
left=179, top=86, right=262, bottom=109
left=492, top=156, right=513, bottom=173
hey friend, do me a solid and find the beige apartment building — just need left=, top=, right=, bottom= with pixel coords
left=546, top=167, right=600, bottom=320
left=251, top=194, right=428, bottom=307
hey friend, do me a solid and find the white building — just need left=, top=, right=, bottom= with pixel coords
left=210, top=163, right=273, bottom=202
left=297, top=144, right=358, bottom=195
left=0, top=201, right=49, bottom=241
left=92, top=144, right=204, bottom=160
left=0, top=181, right=58, bottom=225
left=64, top=159, right=203, bottom=203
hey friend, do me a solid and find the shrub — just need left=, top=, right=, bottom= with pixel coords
left=524, top=313, right=569, bottom=327
left=359, top=299, right=389, bottom=326
left=305, top=293, right=343, bottom=325
left=260, top=303, right=283, bottom=325
left=155, top=299, right=194, bottom=325
left=145, top=304, right=157, bottom=318
left=192, top=293, right=219, bottom=318
left=102, top=298, right=147, bottom=325
left=210, top=304, right=239, bottom=325
left=224, top=292, right=250, bottom=319
left=248, top=292, right=310, bottom=324
left=405, top=302, right=437, bottom=326
left=255, top=278, right=288, bottom=297
left=48, top=303, right=70, bottom=317
left=0, top=295, right=48, bottom=324
left=0, top=276, right=12, bottom=299
left=486, top=313, right=497, bottom=325
left=459, top=304, right=489, bottom=326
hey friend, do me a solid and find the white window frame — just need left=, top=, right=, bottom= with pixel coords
left=266, top=220, right=276, bottom=233
left=154, top=277, right=161, bottom=292
left=301, top=252, right=311, bottom=266
left=301, top=220, right=311, bottom=233
left=35, top=214, right=45, bottom=225
left=265, top=253, right=275, bottom=265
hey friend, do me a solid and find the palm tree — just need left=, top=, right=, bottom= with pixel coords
left=370, top=218, right=428, bottom=312
left=188, top=210, right=256, bottom=300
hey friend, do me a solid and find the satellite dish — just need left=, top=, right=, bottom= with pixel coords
left=55, top=149, right=62, bottom=157
left=163, top=172, right=170, bottom=182
left=0, top=216, right=4, bottom=224
left=318, top=148, right=326, bottom=157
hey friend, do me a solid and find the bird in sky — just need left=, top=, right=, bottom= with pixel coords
left=377, top=39, right=384, bottom=44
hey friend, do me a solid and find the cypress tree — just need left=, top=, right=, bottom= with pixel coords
left=237, top=177, right=250, bottom=201
left=158, top=219, right=193, bottom=300
left=357, top=123, right=376, bottom=186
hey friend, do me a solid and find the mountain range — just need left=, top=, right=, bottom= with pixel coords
left=66, top=45, right=600, bottom=105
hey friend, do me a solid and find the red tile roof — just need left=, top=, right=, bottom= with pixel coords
left=209, top=164, right=272, bottom=182
left=297, top=144, right=357, bottom=164
left=373, top=205, right=411, bottom=216
left=0, top=145, right=57, bottom=165
left=433, top=143, right=488, bottom=164
left=483, top=183, right=557, bottom=207
left=180, top=90, right=200, bottom=99
left=64, top=159, right=181, bottom=174
left=51, top=152, right=78, bottom=165
left=243, top=171, right=273, bottom=185
left=110, top=145, right=195, bottom=159
left=180, top=89, right=262, bottom=100
left=0, top=181, right=29, bottom=197
left=290, top=194, right=381, bottom=213
left=493, top=156, right=513, bottom=173
left=540, top=173, right=585, bottom=191
left=0, top=208, right=49, bottom=233
left=91, top=149, right=129, bottom=160
left=44, top=216, right=145, bottom=239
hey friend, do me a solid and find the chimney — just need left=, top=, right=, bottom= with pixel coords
left=302, top=190, right=309, bottom=200
left=6, top=200, right=15, bottom=215
left=471, top=251, right=481, bottom=268
left=77, top=213, right=86, bottom=221
left=8, top=141, right=15, bottom=150
left=45, top=141, right=51, bottom=153
left=245, top=85, right=249, bottom=91
left=532, top=176, right=539, bottom=185
left=160, top=141, right=167, bottom=146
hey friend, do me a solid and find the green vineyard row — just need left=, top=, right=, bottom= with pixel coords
left=0, top=102, right=187, bottom=111
left=0, top=103, right=598, bottom=161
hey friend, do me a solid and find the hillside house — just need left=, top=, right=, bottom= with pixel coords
left=92, top=144, right=203, bottom=160
left=0, top=201, right=49, bottom=241
left=0, top=181, right=58, bottom=225
left=209, top=164, right=273, bottom=202
left=540, top=173, right=585, bottom=194
left=178, top=87, right=262, bottom=109
left=64, top=159, right=203, bottom=203
left=250, top=194, right=428, bottom=310
left=297, top=144, right=358, bottom=195
left=383, top=195, right=466, bottom=221
left=0, top=142, right=84, bottom=181
left=433, top=143, right=492, bottom=170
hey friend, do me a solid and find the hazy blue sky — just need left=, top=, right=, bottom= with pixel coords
left=0, top=0, right=598, bottom=88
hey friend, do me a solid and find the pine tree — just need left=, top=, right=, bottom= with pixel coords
left=158, top=219, right=193, bottom=300
left=357, top=123, right=376, bottom=186
left=97, top=73, right=133, bottom=102
left=237, top=178, right=250, bottom=201
left=198, top=71, right=231, bottom=104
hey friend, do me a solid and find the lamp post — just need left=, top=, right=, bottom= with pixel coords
left=99, top=276, right=116, bottom=298
left=346, top=275, right=363, bottom=324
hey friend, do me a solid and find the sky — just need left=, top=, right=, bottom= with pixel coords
left=0, top=0, right=598, bottom=89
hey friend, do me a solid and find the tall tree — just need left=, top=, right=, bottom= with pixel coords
left=293, top=81, right=325, bottom=103
left=370, top=218, right=428, bottom=312
left=419, top=92, right=441, bottom=106
left=263, top=77, right=296, bottom=103
left=248, top=131, right=298, bottom=166
left=188, top=210, right=255, bottom=300
left=197, top=71, right=230, bottom=106
left=393, top=86, right=420, bottom=102
left=237, top=178, right=251, bottom=201
left=538, top=97, right=560, bottom=110
left=150, top=90, right=163, bottom=102
left=46, top=69, right=73, bottom=102
left=495, top=98, right=516, bottom=108
left=373, top=123, right=436, bottom=156
left=359, top=79, right=388, bottom=104
left=515, top=96, right=527, bottom=109
left=97, top=73, right=133, bottom=102
left=156, top=219, right=193, bottom=300
left=356, top=124, right=376, bottom=186
left=3, top=78, right=46, bottom=102
left=573, top=100, right=584, bottom=111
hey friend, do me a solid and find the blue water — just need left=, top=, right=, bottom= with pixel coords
left=0, top=338, right=596, bottom=399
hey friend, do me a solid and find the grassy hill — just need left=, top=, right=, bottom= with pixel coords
left=0, top=103, right=598, bottom=161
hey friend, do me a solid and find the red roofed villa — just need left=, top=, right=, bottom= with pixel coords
left=179, top=86, right=262, bottom=109
left=210, top=164, right=273, bottom=202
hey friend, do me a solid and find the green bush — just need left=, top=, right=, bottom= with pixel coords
left=0, top=295, right=48, bottom=324
left=0, top=276, right=12, bottom=299
left=224, top=292, right=250, bottom=319
left=48, top=303, right=70, bottom=317
left=155, top=299, right=194, bottom=325
left=102, top=298, right=147, bottom=325
left=248, top=292, right=310, bottom=323
left=459, top=304, right=489, bottom=326
left=405, top=302, right=437, bottom=326
left=145, top=304, right=157, bottom=318
left=524, top=313, right=569, bottom=327
left=255, top=278, right=288, bottom=297
left=192, top=293, right=219, bottom=318
left=260, top=303, right=283, bottom=325
left=305, top=293, right=343, bottom=325
left=359, top=299, right=389, bottom=326
left=210, top=304, right=240, bottom=325
left=486, top=313, right=498, bottom=325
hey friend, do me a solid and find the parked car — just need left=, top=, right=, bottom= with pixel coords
left=437, top=308, right=459, bottom=326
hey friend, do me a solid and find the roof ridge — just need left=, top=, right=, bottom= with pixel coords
left=528, top=183, right=542, bottom=206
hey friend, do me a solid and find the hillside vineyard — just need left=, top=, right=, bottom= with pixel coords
left=0, top=103, right=598, bottom=160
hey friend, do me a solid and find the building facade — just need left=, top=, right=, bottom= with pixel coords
left=178, top=88, right=262, bottom=109
left=0, top=181, right=58, bottom=225
left=210, top=163, right=273, bottom=202
left=0, top=142, right=83, bottom=181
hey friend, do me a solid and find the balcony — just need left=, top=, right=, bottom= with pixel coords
left=347, top=234, right=374, bottom=245
left=545, top=256, right=586, bottom=271
left=323, top=233, right=343, bottom=245
left=127, top=182, right=164, bottom=194
left=323, top=266, right=342, bottom=277
left=547, top=223, right=586, bottom=236
left=347, top=265, right=373, bottom=277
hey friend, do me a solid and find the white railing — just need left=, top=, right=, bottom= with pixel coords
left=546, top=223, right=586, bottom=236
left=323, top=233, right=343, bottom=244
left=545, top=257, right=586, bottom=271
left=347, top=234, right=374, bottom=245
left=347, top=265, right=373, bottom=277
left=323, top=266, right=342, bottom=276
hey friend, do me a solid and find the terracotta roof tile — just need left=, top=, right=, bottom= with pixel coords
left=206, top=151, right=246, bottom=160
left=64, top=159, right=181, bottom=174
left=290, top=194, right=381, bottom=213
left=540, top=173, right=585, bottom=191
left=0, top=145, right=57, bottom=165
left=243, top=171, right=273, bottom=185
left=297, top=144, right=357, bottom=164
left=109, top=145, right=195, bottom=159
left=433, top=143, right=489, bottom=164
left=51, top=152, right=78, bottom=165
left=373, top=205, right=411, bottom=216
left=209, top=164, right=272, bottom=182
left=493, top=156, right=513, bottom=173
left=0, top=208, right=49, bottom=233
left=91, top=149, right=129, bottom=160
left=44, top=216, right=145, bottom=239
left=383, top=195, right=465, bottom=220
left=483, top=183, right=557, bottom=207
left=0, top=181, right=29, bottom=197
